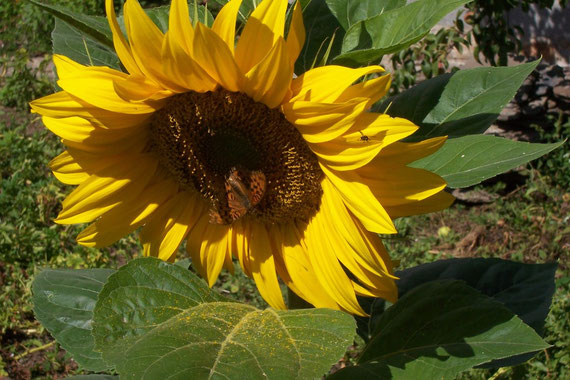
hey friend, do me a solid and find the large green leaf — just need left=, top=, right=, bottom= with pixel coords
left=65, top=376, right=118, bottom=380
left=52, top=18, right=121, bottom=70
left=32, top=268, right=115, bottom=371
left=331, top=280, right=549, bottom=380
left=410, top=135, right=563, bottom=188
left=295, top=0, right=345, bottom=74
left=92, top=257, right=355, bottom=380
left=325, top=0, right=406, bottom=30
left=29, top=0, right=114, bottom=48
left=334, top=0, right=468, bottom=66
left=379, top=60, right=540, bottom=141
left=392, top=258, right=557, bottom=369
left=358, top=259, right=557, bottom=345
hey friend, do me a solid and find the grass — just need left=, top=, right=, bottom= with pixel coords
left=0, top=1, right=568, bottom=378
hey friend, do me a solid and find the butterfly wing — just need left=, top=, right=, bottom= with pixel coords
left=208, top=168, right=266, bottom=224
left=248, top=171, right=266, bottom=205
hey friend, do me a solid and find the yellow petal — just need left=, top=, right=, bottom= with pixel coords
left=49, top=151, right=90, bottom=185
left=192, top=22, right=244, bottom=92
left=186, top=215, right=231, bottom=287
left=124, top=0, right=186, bottom=91
left=169, top=0, right=194, bottom=54
left=244, top=37, right=292, bottom=108
left=310, top=113, right=417, bottom=171
left=362, top=166, right=447, bottom=204
left=384, top=190, right=455, bottom=219
left=374, top=136, right=448, bottom=165
left=53, top=55, right=86, bottom=79
left=77, top=177, right=179, bottom=247
left=356, top=136, right=452, bottom=215
left=321, top=164, right=396, bottom=234
left=31, top=92, right=151, bottom=128
left=140, top=190, right=205, bottom=261
left=316, top=183, right=396, bottom=298
left=290, top=65, right=385, bottom=103
left=336, top=74, right=391, bottom=106
left=212, top=0, right=242, bottom=53
left=105, top=0, right=143, bottom=76
left=274, top=223, right=339, bottom=310
left=235, top=0, right=288, bottom=73
left=113, top=74, right=173, bottom=102
left=42, top=116, right=144, bottom=154
left=282, top=98, right=368, bottom=143
left=230, top=219, right=252, bottom=277
left=248, top=221, right=286, bottom=310
left=285, top=1, right=305, bottom=70
left=56, top=155, right=158, bottom=223
left=50, top=149, right=134, bottom=180
left=303, top=213, right=365, bottom=315
left=320, top=178, right=396, bottom=279
left=161, top=31, right=218, bottom=92
left=57, top=67, right=161, bottom=114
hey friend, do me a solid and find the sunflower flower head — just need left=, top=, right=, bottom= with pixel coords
left=30, top=0, right=454, bottom=315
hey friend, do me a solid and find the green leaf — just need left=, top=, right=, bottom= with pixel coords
left=65, top=376, right=118, bottom=380
left=334, top=0, right=469, bottom=66
left=32, top=268, right=115, bottom=372
left=52, top=19, right=121, bottom=70
left=331, top=280, right=549, bottom=380
left=93, top=257, right=355, bottom=380
left=295, top=0, right=345, bottom=74
left=29, top=0, right=114, bottom=48
left=325, top=0, right=406, bottom=30
left=392, top=258, right=558, bottom=368
left=379, top=60, right=540, bottom=141
left=359, top=259, right=557, bottom=343
left=410, top=135, right=564, bottom=188
left=29, top=0, right=120, bottom=69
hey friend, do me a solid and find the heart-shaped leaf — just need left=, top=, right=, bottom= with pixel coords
left=32, top=268, right=115, bottom=371
left=332, top=280, right=549, bottom=380
left=92, top=257, right=355, bottom=380
left=410, top=135, right=563, bottom=188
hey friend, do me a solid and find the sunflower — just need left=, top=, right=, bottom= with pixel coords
left=31, top=0, right=454, bottom=315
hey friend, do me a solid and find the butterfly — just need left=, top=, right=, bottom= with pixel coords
left=208, top=167, right=266, bottom=224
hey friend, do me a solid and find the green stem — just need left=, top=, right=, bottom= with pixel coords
left=14, top=341, right=56, bottom=361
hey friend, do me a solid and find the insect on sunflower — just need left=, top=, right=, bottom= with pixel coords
left=30, top=0, right=454, bottom=315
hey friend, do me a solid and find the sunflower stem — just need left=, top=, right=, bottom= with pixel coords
left=287, top=287, right=313, bottom=310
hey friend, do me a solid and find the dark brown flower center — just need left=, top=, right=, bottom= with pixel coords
left=149, top=89, right=323, bottom=224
